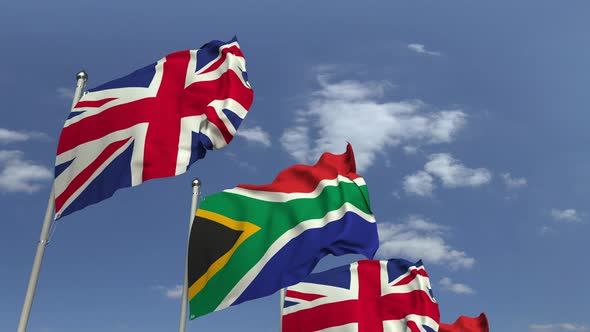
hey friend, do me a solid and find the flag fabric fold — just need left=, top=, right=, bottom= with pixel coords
left=54, top=37, right=253, bottom=219
left=187, top=144, right=379, bottom=319
left=282, top=258, right=440, bottom=332
left=439, top=313, right=489, bottom=332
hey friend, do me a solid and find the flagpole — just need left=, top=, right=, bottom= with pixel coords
left=179, top=178, right=201, bottom=332
left=279, top=288, right=286, bottom=332
left=17, top=71, right=88, bottom=332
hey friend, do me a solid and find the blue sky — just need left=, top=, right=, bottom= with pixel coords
left=1, top=1, right=589, bottom=331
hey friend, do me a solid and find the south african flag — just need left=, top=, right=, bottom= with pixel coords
left=187, top=144, right=379, bottom=319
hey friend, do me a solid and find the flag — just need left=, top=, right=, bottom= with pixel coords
left=187, top=144, right=379, bottom=319
left=54, top=37, right=253, bottom=219
left=439, top=313, right=489, bottom=332
left=282, top=259, right=440, bottom=332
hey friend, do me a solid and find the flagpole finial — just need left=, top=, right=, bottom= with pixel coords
left=192, top=178, right=201, bottom=188
left=76, top=70, right=88, bottom=82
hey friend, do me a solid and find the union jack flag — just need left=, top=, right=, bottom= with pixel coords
left=282, top=259, right=440, bottom=332
left=54, top=37, right=253, bottom=219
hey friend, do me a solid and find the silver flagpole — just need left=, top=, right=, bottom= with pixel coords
left=17, top=71, right=88, bottom=332
left=179, top=178, right=201, bottom=332
left=279, top=288, right=286, bottom=332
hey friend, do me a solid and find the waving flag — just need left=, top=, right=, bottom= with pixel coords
left=440, top=313, right=489, bottom=332
left=282, top=259, right=440, bottom=332
left=54, top=37, right=253, bottom=219
left=187, top=144, right=379, bottom=319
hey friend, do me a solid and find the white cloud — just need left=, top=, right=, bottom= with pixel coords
left=154, top=285, right=183, bottom=299
left=408, top=43, right=442, bottom=56
left=424, top=153, right=492, bottom=188
left=377, top=216, right=475, bottom=269
left=403, top=154, right=491, bottom=196
left=281, top=122, right=310, bottom=163
left=165, top=285, right=183, bottom=299
left=403, top=171, right=435, bottom=196
left=313, top=77, right=392, bottom=101
left=501, top=173, right=527, bottom=189
left=529, top=323, right=588, bottom=331
left=0, top=128, right=48, bottom=144
left=551, top=209, right=581, bottom=222
left=56, top=87, right=75, bottom=99
left=0, top=150, right=53, bottom=193
left=280, top=76, right=466, bottom=171
left=405, top=217, right=448, bottom=232
left=0, top=129, right=30, bottom=143
left=439, top=277, right=475, bottom=294
left=403, top=146, right=419, bottom=154
left=236, top=126, right=272, bottom=147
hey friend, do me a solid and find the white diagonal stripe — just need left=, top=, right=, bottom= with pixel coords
left=64, top=59, right=165, bottom=128
left=208, top=98, right=249, bottom=135
left=224, top=176, right=367, bottom=202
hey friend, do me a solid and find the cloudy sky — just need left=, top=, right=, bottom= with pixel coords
left=1, top=1, right=589, bottom=331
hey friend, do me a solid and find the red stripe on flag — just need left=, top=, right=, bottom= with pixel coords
left=283, top=300, right=362, bottom=332
left=286, top=290, right=326, bottom=302
left=55, top=138, right=130, bottom=213
left=141, top=50, right=189, bottom=181
left=379, top=290, right=440, bottom=321
left=237, top=144, right=360, bottom=193
left=357, top=260, right=383, bottom=332
left=407, top=320, right=423, bottom=332
left=395, top=268, right=429, bottom=286
left=75, top=98, right=118, bottom=108
left=224, top=45, right=245, bottom=60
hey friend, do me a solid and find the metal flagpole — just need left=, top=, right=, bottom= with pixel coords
left=17, top=71, right=88, bottom=332
left=179, top=178, right=201, bottom=332
left=279, top=288, right=286, bottom=332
